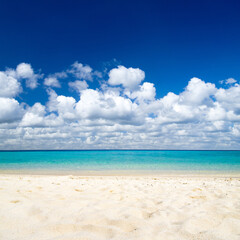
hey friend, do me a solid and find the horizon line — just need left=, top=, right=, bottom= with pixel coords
left=0, top=149, right=239, bottom=152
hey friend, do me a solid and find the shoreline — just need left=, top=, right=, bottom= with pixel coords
left=1, top=169, right=240, bottom=177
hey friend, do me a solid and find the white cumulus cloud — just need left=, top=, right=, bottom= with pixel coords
left=75, top=89, right=138, bottom=122
left=44, top=77, right=61, bottom=88
left=16, top=63, right=34, bottom=78
left=20, top=103, right=46, bottom=127
left=226, top=78, right=237, bottom=84
left=1, top=62, right=240, bottom=150
left=108, top=65, right=145, bottom=90
left=0, top=97, right=24, bottom=123
left=68, top=62, right=93, bottom=81
left=128, top=82, right=156, bottom=102
left=180, top=77, right=216, bottom=106
left=68, top=80, right=88, bottom=92
left=0, top=72, right=22, bottom=98
left=16, top=63, right=42, bottom=89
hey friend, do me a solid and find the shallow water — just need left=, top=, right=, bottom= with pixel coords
left=0, top=150, right=240, bottom=173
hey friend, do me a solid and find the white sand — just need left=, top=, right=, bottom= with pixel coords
left=0, top=174, right=240, bottom=240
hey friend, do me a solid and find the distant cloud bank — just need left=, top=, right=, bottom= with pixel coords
left=0, top=62, right=240, bottom=149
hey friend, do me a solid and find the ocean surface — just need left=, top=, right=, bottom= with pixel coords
left=0, top=150, right=240, bottom=173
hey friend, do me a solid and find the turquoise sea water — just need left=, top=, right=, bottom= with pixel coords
left=0, top=150, right=240, bottom=173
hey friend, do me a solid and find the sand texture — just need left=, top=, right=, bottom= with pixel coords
left=0, top=174, right=240, bottom=240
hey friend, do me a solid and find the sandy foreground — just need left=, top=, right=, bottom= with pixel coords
left=0, top=174, right=240, bottom=240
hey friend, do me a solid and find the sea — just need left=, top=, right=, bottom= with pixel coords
left=0, top=150, right=240, bottom=174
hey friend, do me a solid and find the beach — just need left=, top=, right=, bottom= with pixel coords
left=0, top=174, right=240, bottom=240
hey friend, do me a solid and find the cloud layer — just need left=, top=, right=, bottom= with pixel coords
left=0, top=62, right=240, bottom=149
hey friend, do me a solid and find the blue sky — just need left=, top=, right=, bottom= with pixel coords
left=0, top=0, right=240, bottom=149
left=1, top=0, right=240, bottom=95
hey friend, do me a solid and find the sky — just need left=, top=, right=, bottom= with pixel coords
left=0, top=0, right=240, bottom=149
